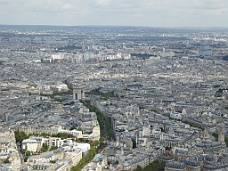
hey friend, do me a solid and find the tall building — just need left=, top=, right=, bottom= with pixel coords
left=198, top=40, right=212, bottom=59
left=218, top=125, right=225, bottom=143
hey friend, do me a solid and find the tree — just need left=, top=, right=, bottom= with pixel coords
left=90, top=140, right=99, bottom=147
left=135, top=166, right=143, bottom=171
left=50, top=146, right=58, bottom=151
left=56, top=133, right=73, bottom=139
left=15, top=131, right=29, bottom=143
left=24, top=156, right=28, bottom=162
left=26, top=151, right=31, bottom=156
left=141, top=160, right=165, bottom=171
left=41, top=143, right=48, bottom=153
left=3, top=158, right=10, bottom=164
left=99, top=137, right=105, bottom=142
left=70, top=147, right=98, bottom=171
left=50, top=160, right=57, bottom=164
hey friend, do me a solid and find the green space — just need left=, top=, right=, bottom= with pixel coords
left=3, top=158, right=10, bottom=164
left=22, top=150, right=31, bottom=162
left=70, top=138, right=106, bottom=171
left=134, top=160, right=165, bottom=171
left=41, top=143, right=49, bottom=153
left=151, top=108, right=159, bottom=114
left=70, top=147, right=98, bottom=171
left=15, top=131, right=29, bottom=143
left=40, top=89, right=73, bottom=103
left=50, top=160, right=57, bottom=164
left=14, top=131, right=74, bottom=143
left=50, top=146, right=58, bottom=151
left=212, top=133, right=218, bottom=140
left=55, top=133, right=74, bottom=139
left=142, top=160, right=165, bottom=171
left=80, top=100, right=115, bottom=140
left=88, top=88, right=118, bottom=100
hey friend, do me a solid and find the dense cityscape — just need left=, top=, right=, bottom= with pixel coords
left=1, top=25, right=228, bottom=171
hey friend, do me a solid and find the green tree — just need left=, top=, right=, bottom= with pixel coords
left=50, top=146, right=58, bottom=151
left=70, top=147, right=98, bottom=171
left=15, top=131, right=29, bottom=143
left=80, top=100, right=115, bottom=140
left=3, top=158, right=10, bottom=164
left=41, top=143, right=48, bottom=153
left=90, top=140, right=99, bottom=147
left=135, top=166, right=143, bottom=171
left=50, top=160, right=57, bottom=164
left=99, top=137, right=105, bottom=142
left=56, top=133, right=73, bottom=139
left=24, top=156, right=28, bottom=162
left=22, top=149, right=26, bottom=154
left=26, top=151, right=31, bottom=156
left=141, top=160, right=165, bottom=171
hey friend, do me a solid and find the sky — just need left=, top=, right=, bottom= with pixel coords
left=0, top=0, right=227, bottom=27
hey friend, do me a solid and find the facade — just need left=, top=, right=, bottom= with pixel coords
left=165, top=162, right=187, bottom=171
left=73, top=88, right=85, bottom=100
left=22, top=139, right=41, bottom=152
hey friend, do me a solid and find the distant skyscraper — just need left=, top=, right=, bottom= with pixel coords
left=198, top=40, right=212, bottom=59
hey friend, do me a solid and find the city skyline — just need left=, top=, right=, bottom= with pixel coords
left=0, top=0, right=228, bottom=27
left=1, top=19, right=228, bottom=170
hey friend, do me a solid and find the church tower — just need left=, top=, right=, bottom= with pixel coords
left=218, top=125, right=225, bottom=143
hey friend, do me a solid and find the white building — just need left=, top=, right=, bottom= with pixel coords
left=22, top=137, right=45, bottom=153
left=22, top=139, right=41, bottom=152
left=142, top=126, right=150, bottom=137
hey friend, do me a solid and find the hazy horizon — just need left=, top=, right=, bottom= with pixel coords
left=0, top=0, right=228, bottom=27
left=1, top=24, right=228, bottom=28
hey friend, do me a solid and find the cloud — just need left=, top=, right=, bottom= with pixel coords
left=0, top=0, right=228, bottom=27
left=62, top=3, right=75, bottom=10
left=97, top=0, right=110, bottom=5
